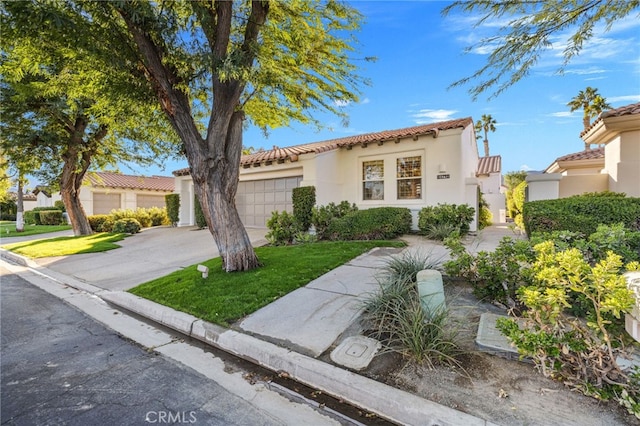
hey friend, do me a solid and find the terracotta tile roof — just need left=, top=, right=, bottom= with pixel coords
left=555, top=147, right=604, bottom=162
left=84, top=172, right=174, bottom=192
left=477, top=155, right=501, bottom=175
left=581, top=102, right=640, bottom=136
left=173, top=118, right=473, bottom=176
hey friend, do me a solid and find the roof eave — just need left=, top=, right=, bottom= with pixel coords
left=583, top=114, right=640, bottom=146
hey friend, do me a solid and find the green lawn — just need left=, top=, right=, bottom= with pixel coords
left=130, top=240, right=405, bottom=326
left=0, top=221, right=72, bottom=238
left=1, top=233, right=126, bottom=257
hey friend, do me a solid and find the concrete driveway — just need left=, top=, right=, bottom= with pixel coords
left=31, top=226, right=268, bottom=291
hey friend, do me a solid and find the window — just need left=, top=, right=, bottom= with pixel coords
left=397, top=156, right=422, bottom=199
left=362, top=160, right=384, bottom=200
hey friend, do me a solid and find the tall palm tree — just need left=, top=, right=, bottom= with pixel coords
left=475, top=114, right=496, bottom=157
left=567, top=87, right=612, bottom=148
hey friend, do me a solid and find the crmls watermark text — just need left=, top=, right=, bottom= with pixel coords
left=145, top=411, right=197, bottom=424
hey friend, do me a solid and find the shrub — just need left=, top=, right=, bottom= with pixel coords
left=444, top=235, right=536, bottom=308
left=88, top=215, right=110, bottom=232
left=112, top=218, right=141, bottom=234
left=24, top=210, right=36, bottom=225
left=292, top=186, right=315, bottom=232
left=165, top=194, right=180, bottom=226
left=312, top=201, right=358, bottom=240
left=54, top=200, right=66, bottom=212
left=418, top=203, right=475, bottom=236
left=194, top=196, right=207, bottom=229
left=266, top=211, right=299, bottom=245
left=29, top=207, right=61, bottom=225
left=364, top=254, right=462, bottom=366
left=512, top=180, right=527, bottom=230
left=523, top=194, right=640, bottom=237
left=424, top=223, right=460, bottom=241
left=326, top=207, right=411, bottom=240
left=109, top=208, right=152, bottom=228
left=101, top=218, right=115, bottom=233
left=497, top=242, right=639, bottom=418
left=147, top=206, right=169, bottom=226
left=39, top=210, right=64, bottom=225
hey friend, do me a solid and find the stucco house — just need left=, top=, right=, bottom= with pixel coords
left=174, top=117, right=491, bottom=231
left=527, top=102, right=640, bottom=200
left=36, top=171, right=175, bottom=215
left=476, top=155, right=506, bottom=222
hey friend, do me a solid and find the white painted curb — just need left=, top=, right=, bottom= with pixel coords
left=101, top=291, right=491, bottom=426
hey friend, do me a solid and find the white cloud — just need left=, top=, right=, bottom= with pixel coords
left=360, top=97, right=371, bottom=105
left=608, top=94, right=640, bottom=103
left=549, top=111, right=576, bottom=118
left=411, top=109, right=458, bottom=124
left=334, top=99, right=351, bottom=107
left=520, top=164, right=534, bottom=171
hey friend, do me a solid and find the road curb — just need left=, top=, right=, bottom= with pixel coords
left=101, top=291, right=494, bottom=426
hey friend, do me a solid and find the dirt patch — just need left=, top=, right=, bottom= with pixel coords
left=335, top=281, right=637, bottom=426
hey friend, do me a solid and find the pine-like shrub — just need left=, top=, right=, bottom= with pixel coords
left=194, top=196, right=207, bottom=229
left=165, top=194, right=180, bottom=226
left=292, top=186, right=316, bottom=232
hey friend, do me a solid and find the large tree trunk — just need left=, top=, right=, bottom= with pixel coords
left=483, top=139, right=490, bottom=157
left=60, top=177, right=92, bottom=236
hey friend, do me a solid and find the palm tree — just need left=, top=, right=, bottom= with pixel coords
left=475, top=114, right=496, bottom=157
left=567, top=87, right=612, bottom=148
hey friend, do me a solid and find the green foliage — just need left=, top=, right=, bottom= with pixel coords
left=312, top=201, right=358, bottom=240
left=266, top=211, right=299, bottom=246
left=497, top=242, right=638, bottom=417
left=38, top=210, right=64, bottom=225
left=418, top=203, right=475, bottom=236
left=504, top=171, right=527, bottom=219
left=444, top=236, right=536, bottom=307
left=54, top=200, right=66, bottom=212
left=0, top=197, right=17, bottom=221
left=424, top=223, right=460, bottom=241
left=109, top=208, right=152, bottom=228
left=512, top=180, right=527, bottom=230
left=23, top=210, right=36, bottom=225
left=292, top=186, right=316, bottom=232
left=112, top=218, right=141, bottom=234
left=26, top=208, right=62, bottom=225
left=147, top=206, right=169, bottom=227
left=88, top=215, right=110, bottom=232
left=442, top=1, right=639, bottom=100
left=193, top=196, right=207, bottom=229
left=326, top=207, right=411, bottom=241
left=165, top=194, right=180, bottom=227
left=523, top=194, right=640, bottom=237
left=478, top=191, right=492, bottom=230
left=364, top=255, right=462, bottom=366
left=568, top=87, right=612, bottom=132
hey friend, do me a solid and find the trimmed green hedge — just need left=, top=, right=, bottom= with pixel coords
left=25, top=208, right=63, bottom=225
left=523, top=195, right=640, bottom=237
left=165, top=194, right=180, bottom=226
left=326, top=207, right=411, bottom=240
left=292, top=186, right=316, bottom=232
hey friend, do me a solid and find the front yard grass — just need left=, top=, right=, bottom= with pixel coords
left=0, top=221, right=71, bottom=237
left=1, top=233, right=126, bottom=257
left=130, top=240, right=405, bottom=326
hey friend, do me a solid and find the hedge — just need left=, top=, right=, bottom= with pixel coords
left=523, top=194, right=640, bottom=237
left=326, top=207, right=412, bottom=240
left=39, top=210, right=64, bottom=225
left=292, top=186, right=316, bottom=232
left=25, top=208, right=63, bottom=225
left=165, top=194, right=180, bottom=226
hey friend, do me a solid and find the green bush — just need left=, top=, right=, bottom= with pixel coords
left=23, top=210, right=36, bottom=225
left=523, top=194, right=640, bottom=237
left=478, top=191, right=492, bottom=230
left=54, top=200, right=66, bottom=212
left=112, top=218, right=141, bottom=234
left=326, top=207, right=411, bottom=240
left=266, top=211, right=299, bottom=245
left=101, top=218, right=115, bottom=233
left=194, top=196, right=207, bottom=229
left=292, top=186, right=316, bottom=232
left=88, top=215, right=110, bottom=232
left=312, top=201, right=358, bottom=240
left=418, top=203, right=475, bottom=236
left=147, top=206, right=169, bottom=226
left=39, top=210, right=64, bottom=225
left=165, top=194, right=180, bottom=226
left=109, top=208, right=152, bottom=228
left=512, top=181, right=527, bottom=230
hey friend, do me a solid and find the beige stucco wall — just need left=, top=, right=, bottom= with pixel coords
left=526, top=173, right=562, bottom=201
left=77, top=186, right=171, bottom=217
left=605, top=130, right=640, bottom=196
left=558, top=174, right=609, bottom=198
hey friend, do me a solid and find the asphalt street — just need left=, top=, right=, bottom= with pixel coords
left=0, top=267, right=284, bottom=426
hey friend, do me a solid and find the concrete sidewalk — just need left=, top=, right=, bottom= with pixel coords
left=1, top=225, right=518, bottom=425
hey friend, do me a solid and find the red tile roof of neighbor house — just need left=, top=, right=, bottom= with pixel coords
left=555, top=147, right=604, bottom=163
left=173, top=118, right=473, bottom=176
left=581, top=102, right=640, bottom=136
left=477, top=155, right=501, bottom=176
left=84, top=172, right=174, bottom=192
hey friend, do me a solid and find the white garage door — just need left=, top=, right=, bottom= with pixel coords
left=137, top=194, right=166, bottom=209
left=236, top=176, right=302, bottom=227
left=93, top=193, right=121, bottom=215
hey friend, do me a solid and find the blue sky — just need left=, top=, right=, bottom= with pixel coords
left=139, top=1, right=640, bottom=177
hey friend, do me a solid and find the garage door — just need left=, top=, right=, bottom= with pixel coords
left=137, top=194, right=166, bottom=209
left=93, top=193, right=121, bottom=215
left=236, top=176, right=302, bottom=227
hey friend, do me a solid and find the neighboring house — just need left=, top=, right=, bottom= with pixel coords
left=528, top=102, right=640, bottom=200
left=476, top=155, right=506, bottom=222
left=35, top=172, right=175, bottom=216
left=174, top=118, right=484, bottom=231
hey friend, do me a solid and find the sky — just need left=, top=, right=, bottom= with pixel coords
left=135, top=0, right=640, bottom=178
